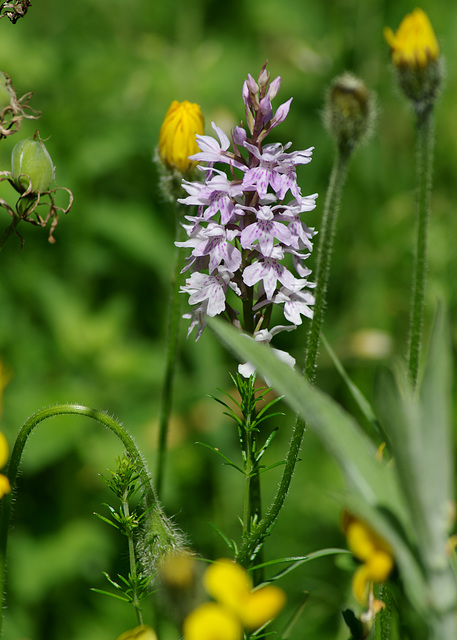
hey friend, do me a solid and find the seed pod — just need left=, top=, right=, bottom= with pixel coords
left=11, top=133, right=55, bottom=193
left=0, top=72, right=13, bottom=111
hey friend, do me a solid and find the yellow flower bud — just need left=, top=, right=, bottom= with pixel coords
left=383, top=9, right=439, bottom=70
left=158, top=100, right=204, bottom=173
left=11, top=132, right=55, bottom=194
left=384, top=10, right=442, bottom=112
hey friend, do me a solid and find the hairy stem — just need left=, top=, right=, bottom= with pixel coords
left=121, top=490, right=144, bottom=625
left=155, top=207, right=186, bottom=497
left=304, top=147, right=351, bottom=383
left=406, top=106, right=434, bottom=387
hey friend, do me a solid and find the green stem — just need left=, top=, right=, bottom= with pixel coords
left=121, top=491, right=144, bottom=625
left=304, top=148, right=351, bottom=383
left=236, top=148, right=352, bottom=567
left=155, top=207, right=186, bottom=497
left=406, top=106, right=434, bottom=387
left=236, top=410, right=305, bottom=567
left=0, top=403, right=181, bottom=638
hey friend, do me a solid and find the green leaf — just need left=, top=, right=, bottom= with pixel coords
left=418, top=306, right=454, bottom=551
left=90, top=588, right=130, bottom=602
left=282, top=591, right=309, bottom=639
left=321, top=333, right=386, bottom=442
left=374, top=309, right=457, bottom=613
left=208, top=522, right=238, bottom=555
left=251, top=549, right=351, bottom=583
left=196, top=441, right=244, bottom=474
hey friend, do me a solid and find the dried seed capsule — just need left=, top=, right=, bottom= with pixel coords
left=11, top=133, right=55, bottom=193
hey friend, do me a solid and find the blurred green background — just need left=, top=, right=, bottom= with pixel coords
left=0, top=0, right=456, bottom=638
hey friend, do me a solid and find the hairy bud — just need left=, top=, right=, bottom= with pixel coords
left=324, top=73, right=375, bottom=156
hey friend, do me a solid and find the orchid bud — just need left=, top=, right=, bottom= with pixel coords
left=11, top=132, right=55, bottom=193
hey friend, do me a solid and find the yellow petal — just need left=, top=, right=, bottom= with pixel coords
left=158, top=100, right=204, bottom=173
left=203, top=559, right=252, bottom=612
left=366, top=550, right=394, bottom=583
left=183, top=603, right=242, bottom=640
left=383, top=8, right=439, bottom=69
left=352, top=564, right=371, bottom=605
left=0, top=432, right=8, bottom=469
left=240, top=585, right=286, bottom=629
left=117, top=625, right=157, bottom=640
left=0, top=474, right=10, bottom=499
left=346, top=521, right=377, bottom=562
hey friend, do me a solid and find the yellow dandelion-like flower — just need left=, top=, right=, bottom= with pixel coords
left=343, top=513, right=394, bottom=605
left=383, top=8, right=439, bottom=70
left=158, top=100, right=204, bottom=173
left=117, top=625, right=157, bottom=640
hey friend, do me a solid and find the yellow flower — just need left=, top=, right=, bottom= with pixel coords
left=183, top=559, right=286, bottom=639
left=343, top=513, right=394, bottom=605
left=0, top=432, right=10, bottom=499
left=160, top=550, right=196, bottom=589
left=117, top=624, right=157, bottom=640
left=183, top=602, right=242, bottom=640
left=203, top=559, right=286, bottom=629
left=158, top=100, right=204, bottom=173
left=383, top=8, right=439, bottom=69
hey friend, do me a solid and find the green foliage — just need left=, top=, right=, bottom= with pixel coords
left=0, top=0, right=456, bottom=639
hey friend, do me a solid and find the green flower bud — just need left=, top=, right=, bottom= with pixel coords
left=11, top=133, right=55, bottom=193
left=0, top=72, right=13, bottom=111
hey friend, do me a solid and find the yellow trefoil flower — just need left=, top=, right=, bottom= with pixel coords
left=0, top=431, right=11, bottom=499
left=158, top=100, right=204, bottom=173
left=117, top=624, right=157, bottom=640
left=343, top=513, right=394, bottom=605
left=383, top=8, right=439, bottom=69
left=183, top=559, right=286, bottom=640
